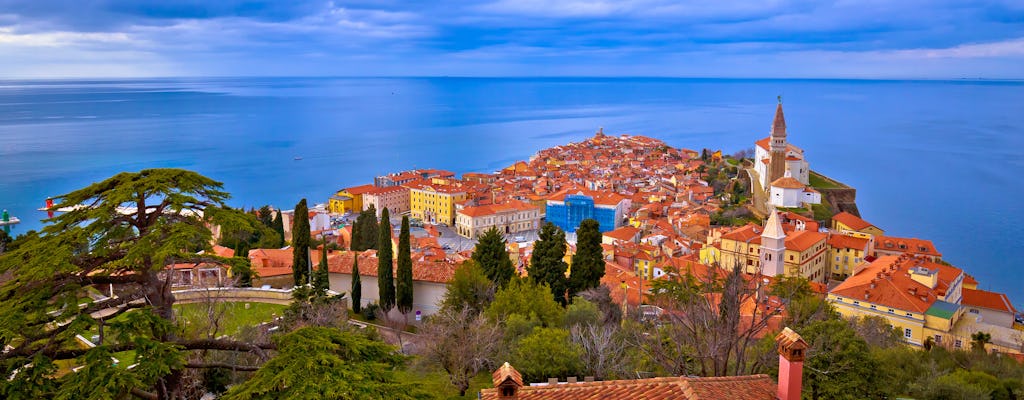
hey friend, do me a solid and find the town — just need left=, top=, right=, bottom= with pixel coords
left=2, top=102, right=1022, bottom=400
left=245, top=101, right=1021, bottom=357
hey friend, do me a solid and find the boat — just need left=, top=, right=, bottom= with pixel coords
left=294, top=156, right=303, bottom=161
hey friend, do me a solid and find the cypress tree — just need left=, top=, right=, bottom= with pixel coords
left=363, top=205, right=379, bottom=250
left=291, top=199, right=311, bottom=286
left=396, top=216, right=414, bottom=315
left=313, top=244, right=331, bottom=295
left=272, top=210, right=285, bottom=247
left=528, top=222, right=569, bottom=306
left=377, top=207, right=395, bottom=313
left=351, top=253, right=362, bottom=313
left=350, top=213, right=363, bottom=251
left=472, top=226, right=515, bottom=286
left=568, top=218, right=605, bottom=298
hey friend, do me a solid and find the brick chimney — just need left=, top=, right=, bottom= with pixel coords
left=492, top=362, right=523, bottom=399
left=775, top=327, right=808, bottom=400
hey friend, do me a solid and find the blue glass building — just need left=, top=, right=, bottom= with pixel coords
left=546, top=194, right=619, bottom=233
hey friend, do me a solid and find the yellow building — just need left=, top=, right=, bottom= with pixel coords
left=826, top=233, right=871, bottom=280
left=831, top=211, right=884, bottom=238
left=713, top=219, right=829, bottom=283
left=328, top=184, right=376, bottom=214
left=828, top=255, right=1021, bottom=354
left=407, top=179, right=469, bottom=226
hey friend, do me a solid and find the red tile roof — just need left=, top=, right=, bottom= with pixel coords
left=829, top=255, right=964, bottom=313
left=770, top=176, right=804, bottom=189
left=874, top=236, right=941, bottom=257
left=603, top=225, right=640, bottom=242
left=784, top=230, right=826, bottom=252
left=827, top=233, right=869, bottom=250
left=343, top=184, right=377, bottom=195
left=962, top=288, right=1018, bottom=314
left=832, top=212, right=876, bottom=231
left=479, top=373, right=775, bottom=400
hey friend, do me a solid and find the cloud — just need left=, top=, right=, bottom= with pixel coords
left=0, top=0, right=1020, bottom=78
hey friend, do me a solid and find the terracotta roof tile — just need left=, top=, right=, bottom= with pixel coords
left=480, top=373, right=775, bottom=400
left=832, top=212, right=876, bottom=231
left=962, top=288, right=1018, bottom=314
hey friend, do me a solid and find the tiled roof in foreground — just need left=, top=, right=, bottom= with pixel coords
left=480, top=374, right=775, bottom=400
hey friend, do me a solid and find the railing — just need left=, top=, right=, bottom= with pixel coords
left=173, top=287, right=338, bottom=305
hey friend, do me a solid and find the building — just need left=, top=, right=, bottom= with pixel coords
left=768, top=172, right=821, bottom=208
left=545, top=189, right=630, bottom=233
left=407, top=179, right=470, bottom=226
left=602, top=225, right=641, bottom=245
left=826, top=233, right=871, bottom=280
left=872, top=236, right=942, bottom=261
left=714, top=212, right=829, bottom=283
left=362, top=186, right=410, bottom=217
left=375, top=169, right=454, bottom=188
left=831, top=212, right=884, bottom=237
left=753, top=101, right=809, bottom=191
left=828, top=254, right=1021, bottom=354
left=328, top=184, right=377, bottom=214
left=480, top=327, right=808, bottom=400
left=455, top=200, right=541, bottom=239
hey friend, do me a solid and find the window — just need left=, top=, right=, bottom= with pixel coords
left=954, top=339, right=962, bottom=348
left=934, top=335, right=942, bottom=344
left=904, top=328, right=912, bottom=338
left=870, top=305, right=877, bottom=310
left=969, top=309, right=980, bottom=314
left=853, top=301, right=860, bottom=305
left=905, top=313, right=913, bottom=317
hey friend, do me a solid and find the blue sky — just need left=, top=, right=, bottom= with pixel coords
left=0, top=0, right=1022, bottom=78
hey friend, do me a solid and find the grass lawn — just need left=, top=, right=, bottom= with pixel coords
left=812, top=197, right=835, bottom=221
left=174, top=302, right=286, bottom=337
left=413, top=370, right=493, bottom=399
left=808, top=171, right=842, bottom=189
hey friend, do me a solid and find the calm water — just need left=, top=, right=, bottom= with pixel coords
left=1, top=77, right=1021, bottom=303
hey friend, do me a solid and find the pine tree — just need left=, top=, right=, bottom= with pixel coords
left=313, top=244, right=330, bottom=295
left=472, top=226, right=515, bottom=286
left=257, top=205, right=274, bottom=228
left=291, top=199, right=311, bottom=286
left=351, top=252, right=362, bottom=313
left=377, top=207, right=395, bottom=313
left=272, top=210, right=285, bottom=247
left=396, top=216, right=414, bottom=316
left=568, top=218, right=605, bottom=298
left=528, top=222, right=569, bottom=306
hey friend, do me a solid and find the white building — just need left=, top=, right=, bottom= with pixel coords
left=455, top=200, right=541, bottom=239
left=754, top=102, right=810, bottom=190
left=768, top=172, right=821, bottom=208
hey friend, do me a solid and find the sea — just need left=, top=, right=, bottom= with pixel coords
left=0, top=77, right=1021, bottom=304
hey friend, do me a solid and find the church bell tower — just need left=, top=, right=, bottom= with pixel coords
left=767, top=97, right=788, bottom=186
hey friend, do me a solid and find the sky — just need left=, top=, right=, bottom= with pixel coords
left=0, top=0, right=1022, bottom=79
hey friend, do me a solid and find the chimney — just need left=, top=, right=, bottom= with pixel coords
left=775, top=327, right=808, bottom=400
left=492, top=362, right=523, bottom=399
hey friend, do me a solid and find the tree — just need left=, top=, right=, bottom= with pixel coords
left=291, top=199, right=312, bottom=286
left=417, top=307, right=502, bottom=396
left=351, top=254, right=362, bottom=314
left=570, top=323, right=628, bottom=380
left=562, top=297, right=602, bottom=327
left=440, top=260, right=495, bottom=315
left=0, top=169, right=276, bottom=399
left=802, top=319, right=888, bottom=400
left=528, top=222, right=569, bottom=306
left=216, top=206, right=281, bottom=258
left=972, top=331, right=993, bottom=352
left=256, top=205, right=274, bottom=228
left=568, top=218, right=604, bottom=297
left=313, top=245, right=331, bottom=295
left=352, top=206, right=380, bottom=251
left=849, top=315, right=903, bottom=349
left=512, top=327, right=583, bottom=383
left=272, top=210, right=285, bottom=247
left=221, top=327, right=429, bottom=400
left=485, top=278, right=564, bottom=329
left=396, top=216, right=414, bottom=316
left=377, top=207, right=395, bottom=313
left=0, top=229, right=11, bottom=254
left=472, top=226, right=515, bottom=286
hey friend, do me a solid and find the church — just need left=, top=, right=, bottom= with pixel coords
left=753, top=100, right=820, bottom=209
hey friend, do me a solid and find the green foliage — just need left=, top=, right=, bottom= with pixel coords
left=471, top=226, right=515, bottom=287
left=351, top=255, right=362, bottom=313
left=802, top=319, right=888, bottom=400
left=562, top=297, right=601, bottom=327
left=972, top=331, right=993, bottom=352
left=313, top=245, right=330, bottom=295
left=440, top=260, right=495, bottom=315
left=0, top=229, right=11, bottom=254
left=351, top=206, right=380, bottom=251
left=0, top=169, right=246, bottom=397
left=221, top=327, right=430, bottom=400
left=397, top=216, right=414, bottom=315
left=528, top=222, right=569, bottom=306
left=361, top=301, right=381, bottom=321
left=568, top=219, right=604, bottom=298
left=512, top=327, right=583, bottom=383
left=377, top=207, right=395, bottom=312
left=291, top=198, right=311, bottom=286
left=257, top=205, right=275, bottom=228
left=485, top=278, right=564, bottom=329
left=224, top=256, right=255, bottom=287
left=215, top=205, right=282, bottom=257
left=272, top=210, right=285, bottom=247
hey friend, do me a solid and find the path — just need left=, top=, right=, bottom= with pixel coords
left=744, top=168, right=768, bottom=218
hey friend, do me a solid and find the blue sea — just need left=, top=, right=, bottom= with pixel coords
left=1, top=77, right=1021, bottom=303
